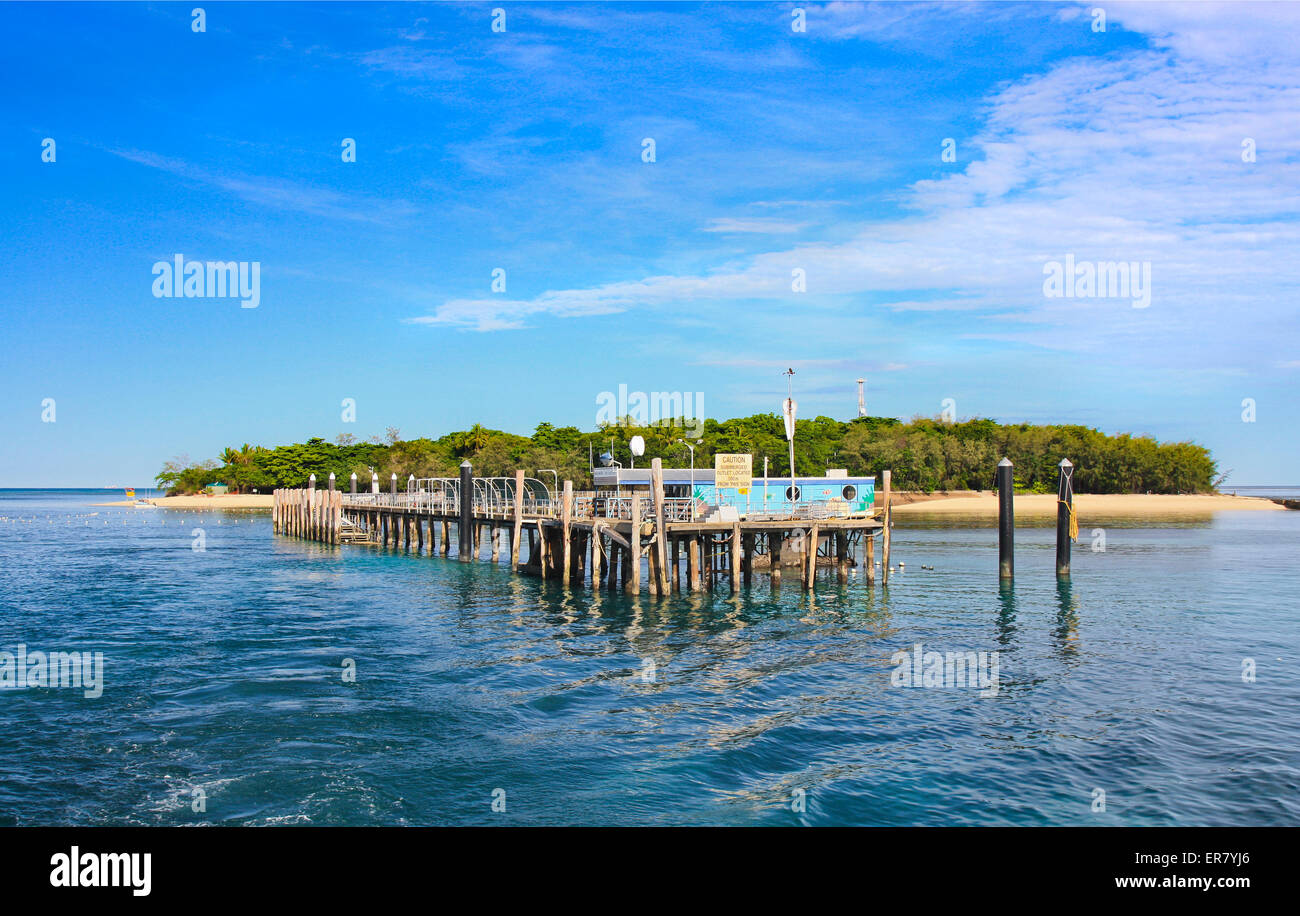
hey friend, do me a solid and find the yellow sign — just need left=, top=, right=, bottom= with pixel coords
left=714, top=453, right=753, bottom=490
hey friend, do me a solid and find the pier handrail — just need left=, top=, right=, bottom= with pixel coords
left=341, top=481, right=880, bottom=522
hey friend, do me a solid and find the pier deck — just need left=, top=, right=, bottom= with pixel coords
left=272, top=461, right=894, bottom=594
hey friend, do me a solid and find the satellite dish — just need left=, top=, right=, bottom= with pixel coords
left=629, top=435, right=645, bottom=457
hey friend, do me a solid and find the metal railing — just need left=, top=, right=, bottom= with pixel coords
left=341, top=483, right=880, bottom=523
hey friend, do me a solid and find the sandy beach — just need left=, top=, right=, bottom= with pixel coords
left=890, top=491, right=1286, bottom=517
left=91, top=491, right=1289, bottom=516
left=95, top=494, right=275, bottom=509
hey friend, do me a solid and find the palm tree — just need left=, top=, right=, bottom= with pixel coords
left=455, top=424, right=491, bottom=456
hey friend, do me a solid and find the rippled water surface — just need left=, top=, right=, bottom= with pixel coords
left=1, top=490, right=1297, bottom=825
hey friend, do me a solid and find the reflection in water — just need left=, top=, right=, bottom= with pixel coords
left=3, top=493, right=1299, bottom=826
left=997, top=580, right=1018, bottom=648
left=1054, top=579, right=1080, bottom=660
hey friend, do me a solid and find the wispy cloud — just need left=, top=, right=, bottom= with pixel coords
left=408, top=2, right=1300, bottom=379
left=703, top=218, right=809, bottom=234
left=106, top=147, right=418, bottom=225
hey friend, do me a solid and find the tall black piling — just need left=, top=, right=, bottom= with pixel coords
left=1056, top=458, right=1073, bottom=578
left=997, top=457, right=1014, bottom=580
left=458, top=460, right=473, bottom=562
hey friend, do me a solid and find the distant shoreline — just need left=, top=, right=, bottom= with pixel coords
left=890, top=491, right=1286, bottom=517
left=94, top=494, right=275, bottom=509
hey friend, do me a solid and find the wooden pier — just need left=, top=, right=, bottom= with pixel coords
left=272, top=460, right=890, bottom=594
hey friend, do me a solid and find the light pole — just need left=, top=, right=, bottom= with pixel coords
left=677, top=439, right=696, bottom=521
left=783, top=368, right=797, bottom=509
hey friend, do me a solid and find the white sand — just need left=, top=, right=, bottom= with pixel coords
left=889, top=491, right=1284, bottom=517
left=94, top=494, right=274, bottom=509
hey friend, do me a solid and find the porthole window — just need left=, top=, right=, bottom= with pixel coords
left=785, top=485, right=801, bottom=501
left=842, top=485, right=857, bottom=500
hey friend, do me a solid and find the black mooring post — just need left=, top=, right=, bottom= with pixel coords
left=1056, top=458, right=1073, bottom=578
left=458, top=460, right=473, bottom=562
left=997, top=458, right=1014, bottom=580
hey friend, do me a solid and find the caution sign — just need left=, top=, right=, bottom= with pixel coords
left=714, top=453, right=753, bottom=490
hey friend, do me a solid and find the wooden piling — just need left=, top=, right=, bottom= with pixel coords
left=730, top=524, right=742, bottom=590
left=651, top=459, right=671, bottom=595
left=627, top=493, right=641, bottom=594
left=770, top=532, right=783, bottom=590
left=511, top=469, right=524, bottom=570
left=882, top=470, right=892, bottom=585
left=805, top=525, right=818, bottom=592
left=865, top=534, right=875, bottom=585
left=561, top=480, right=573, bottom=586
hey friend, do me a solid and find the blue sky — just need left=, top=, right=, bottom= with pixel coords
left=2, top=1, right=1297, bottom=486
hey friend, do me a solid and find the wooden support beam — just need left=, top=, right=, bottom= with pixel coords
left=837, top=532, right=848, bottom=584
left=742, top=533, right=754, bottom=587
left=561, top=480, right=573, bottom=586
left=803, top=526, right=818, bottom=591
left=688, top=534, right=700, bottom=592
left=647, top=541, right=659, bottom=596
left=650, top=459, right=671, bottom=595
left=575, top=529, right=585, bottom=584
left=627, top=494, right=641, bottom=594
left=511, top=469, right=524, bottom=570
left=730, top=523, right=742, bottom=590
left=882, top=470, right=892, bottom=585
left=770, top=532, right=783, bottom=591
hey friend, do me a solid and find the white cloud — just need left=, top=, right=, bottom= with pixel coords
left=410, top=2, right=1300, bottom=378
left=702, top=218, right=809, bottom=234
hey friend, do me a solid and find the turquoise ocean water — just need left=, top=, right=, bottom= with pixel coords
left=0, top=489, right=1296, bottom=826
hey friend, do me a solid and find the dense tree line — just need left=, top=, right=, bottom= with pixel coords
left=156, top=415, right=1219, bottom=496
